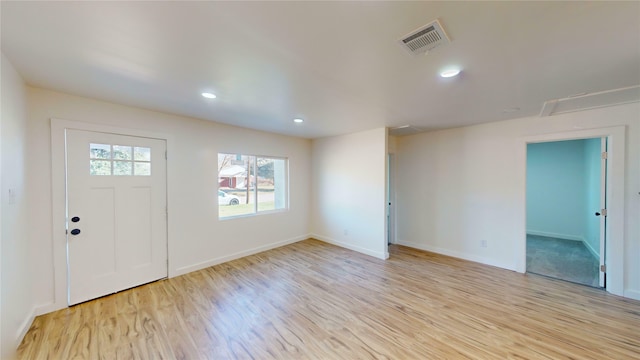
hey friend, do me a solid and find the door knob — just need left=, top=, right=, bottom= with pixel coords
left=71, top=216, right=80, bottom=223
left=595, top=212, right=601, bottom=216
left=70, top=229, right=81, bottom=235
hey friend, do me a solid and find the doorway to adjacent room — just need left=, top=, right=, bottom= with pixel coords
left=526, top=138, right=606, bottom=287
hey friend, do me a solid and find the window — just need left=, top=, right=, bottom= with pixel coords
left=218, top=153, right=287, bottom=218
left=90, top=143, right=151, bottom=176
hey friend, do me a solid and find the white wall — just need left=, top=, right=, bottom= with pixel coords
left=395, top=103, right=640, bottom=299
left=310, top=128, right=388, bottom=259
left=27, top=87, right=312, bottom=313
left=527, top=140, right=587, bottom=240
left=526, top=139, right=602, bottom=256
left=1, top=54, right=33, bottom=359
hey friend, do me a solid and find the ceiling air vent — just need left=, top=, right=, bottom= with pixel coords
left=399, top=19, right=451, bottom=56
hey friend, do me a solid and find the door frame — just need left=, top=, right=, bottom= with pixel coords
left=517, top=126, right=626, bottom=296
left=387, top=153, right=396, bottom=245
left=599, top=137, right=607, bottom=287
left=48, top=118, right=173, bottom=313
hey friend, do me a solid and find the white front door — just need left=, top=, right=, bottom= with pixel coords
left=66, top=129, right=167, bottom=305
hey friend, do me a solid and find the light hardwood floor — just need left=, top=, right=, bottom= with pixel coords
left=18, top=239, right=640, bottom=359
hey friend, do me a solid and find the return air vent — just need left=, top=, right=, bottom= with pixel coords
left=399, top=19, right=451, bottom=55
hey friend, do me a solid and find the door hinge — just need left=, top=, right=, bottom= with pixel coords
left=600, top=264, right=607, bottom=273
left=601, top=151, right=608, bottom=159
left=601, top=208, right=608, bottom=216
left=165, top=150, right=167, bottom=159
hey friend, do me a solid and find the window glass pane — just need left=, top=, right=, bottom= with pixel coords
left=134, top=162, right=151, bottom=176
left=113, top=161, right=132, bottom=176
left=134, top=147, right=151, bottom=161
left=257, top=158, right=286, bottom=212
left=90, top=160, right=111, bottom=175
left=218, top=153, right=256, bottom=218
left=90, top=143, right=111, bottom=159
left=257, top=158, right=275, bottom=211
left=113, top=145, right=132, bottom=160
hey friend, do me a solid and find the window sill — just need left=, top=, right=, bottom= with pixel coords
left=218, top=208, right=289, bottom=221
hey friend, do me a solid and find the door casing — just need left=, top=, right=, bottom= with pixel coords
left=387, top=153, right=396, bottom=245
left=518, top=126, right=626, bottom=296
left=599, top=137, right=607, bottom=287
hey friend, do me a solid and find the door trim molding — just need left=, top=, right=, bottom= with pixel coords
left=517, top=125, right=626, bottom=296
left=49, top=118, right=173, bottom=312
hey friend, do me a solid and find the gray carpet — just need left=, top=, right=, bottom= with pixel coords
left=526, top=235, right=600, bottom=287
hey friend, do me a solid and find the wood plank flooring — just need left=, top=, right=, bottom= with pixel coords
left=18, top=239, right=640, bottom=359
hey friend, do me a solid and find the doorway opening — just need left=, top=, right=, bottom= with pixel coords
left=525, top=137, right=606, bottom=288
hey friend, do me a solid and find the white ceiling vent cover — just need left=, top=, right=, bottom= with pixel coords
left=399, top=19, right=451, bottom=55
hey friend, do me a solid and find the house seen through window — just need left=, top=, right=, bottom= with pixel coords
left=218, top=153, right=287, bottom=218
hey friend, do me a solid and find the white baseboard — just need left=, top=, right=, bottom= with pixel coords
left=16, top=307, right=36, bottom=350
left=396, top=239, right=515, bottom=271
left=526, top=230, right=583, bottom=241
left=624, top=289, right=640, bottom=301
left=311, top=234, right=388, bottom=260
left=173, top=234, right=310, bottom=277
left=582, top=239, right=600, bottom=259
left=35, top=302, right=64, bottom=316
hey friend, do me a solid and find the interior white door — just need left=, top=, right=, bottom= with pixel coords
left=66, top=129, right=167, bottom=305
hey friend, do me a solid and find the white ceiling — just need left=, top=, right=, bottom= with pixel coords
left=2, top=1, right=639, bottom=139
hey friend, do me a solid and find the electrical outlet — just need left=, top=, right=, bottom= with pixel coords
left=481, top=240, right=488, bottom=248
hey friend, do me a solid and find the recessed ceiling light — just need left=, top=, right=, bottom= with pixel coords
left=293, top=118, right=304, bottom=123
left=502, top=107, right=520, bottom=113
left=201, top=92, right=216, bottom=99
left=440, top=68, right=461, bottom=78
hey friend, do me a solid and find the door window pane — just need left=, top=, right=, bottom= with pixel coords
left=90, top=143, right=111, bottom=159
left=134, top=147, right=151, bottom=161
left=134, top=162, right=151, bottom=176
left=113, top=161, right=133, bottom=176
left=90, top=160, right=112, bottom=175
left=113, top=145, right=132, bottom=160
